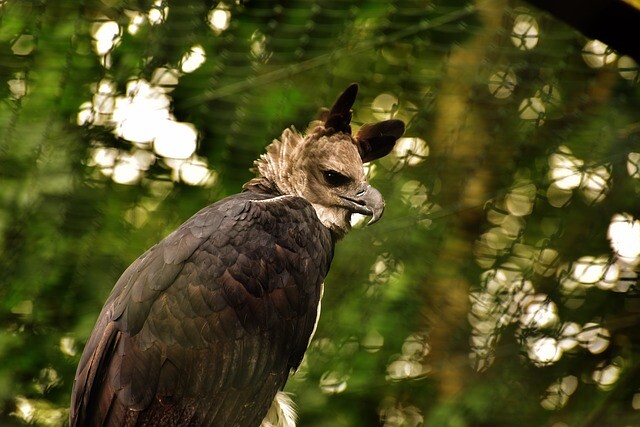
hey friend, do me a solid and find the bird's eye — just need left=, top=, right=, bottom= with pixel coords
left=323, top=170, right=351, bottom=187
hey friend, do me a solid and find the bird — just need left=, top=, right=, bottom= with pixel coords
left=70, top=83, right=405, bottom=427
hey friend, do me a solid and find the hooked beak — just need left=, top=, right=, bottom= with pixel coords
left=339, top=185, right=385, bottom=225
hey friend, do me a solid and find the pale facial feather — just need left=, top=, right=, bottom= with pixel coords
left=249, top=128, right=369, bottom=238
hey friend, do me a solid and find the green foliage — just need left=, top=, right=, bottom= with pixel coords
left=1, top=0, right=640, bottom=426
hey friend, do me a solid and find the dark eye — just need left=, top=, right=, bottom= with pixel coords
left=323, top=170, right=351, bottom=187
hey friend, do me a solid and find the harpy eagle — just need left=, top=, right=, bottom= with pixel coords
left=70, top=84, right=405, bottom=426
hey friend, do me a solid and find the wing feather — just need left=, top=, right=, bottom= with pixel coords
left=71, top=191, right=333, bottom=426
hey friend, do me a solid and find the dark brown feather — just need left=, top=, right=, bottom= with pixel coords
left=324, top=83, right=358, bottom=134
left=70, top=191, right=333, bottom=427
left=355, top=119, right=405, bottom=162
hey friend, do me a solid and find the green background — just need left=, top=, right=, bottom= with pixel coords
left=1, top=0, right=639, bottom=425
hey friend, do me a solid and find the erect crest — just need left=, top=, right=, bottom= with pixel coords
left=245, top=83, right=406, bottom=194
left=320, top=83, right=406, bottom=163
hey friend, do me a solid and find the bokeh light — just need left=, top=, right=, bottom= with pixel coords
left=488, top=69, right=517, bottom=99
left=511, top=14, right=539, bottom=51
left=148, top=0, right=169, bottom=25
left=608, top=213, right=640, bottom=265
left=91, top=20, right=121, bottom=56
left=582, top=40, right=617, bottom=68
left=180, top=45, right=207, bottom=73
left=208, top=4, right=231, bottom=33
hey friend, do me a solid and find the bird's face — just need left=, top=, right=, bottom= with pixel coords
left=288, top=133, right=384, bottom=236
left=245, top=83, right=404, bottom=237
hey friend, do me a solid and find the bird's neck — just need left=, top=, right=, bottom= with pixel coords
left=242, top=176, right=283, bottom=196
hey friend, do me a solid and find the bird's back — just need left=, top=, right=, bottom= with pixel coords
left=70, top=190, right=334, bottom=426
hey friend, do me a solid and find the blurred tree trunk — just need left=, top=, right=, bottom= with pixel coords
left=425, top=0, right=507, bottom=399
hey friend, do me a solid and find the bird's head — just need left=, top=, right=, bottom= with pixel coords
left=246, top=84, right=405, bottom=238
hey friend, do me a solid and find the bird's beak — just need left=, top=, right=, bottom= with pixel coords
left=339, top=185, right=385, bottom=225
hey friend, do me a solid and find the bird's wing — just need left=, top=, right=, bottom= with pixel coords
left=70, top=192, right=333, bottom=426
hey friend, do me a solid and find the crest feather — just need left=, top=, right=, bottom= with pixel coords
left=324, top=83, right=358, bottom=134
left=250, top=127, right=304, bottom=194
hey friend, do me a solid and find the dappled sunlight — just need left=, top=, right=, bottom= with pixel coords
left=394, top=137, right=429, bottom=167
left=399, top=180, right=436, bottom=227
left=250, top=30, right=271, bottom=63
left=153, top=121, right=198, bottom=159
left=148, top=0, right=169, bottom=26
left=511, top=14, right=539, bottom=51
left=11, top=34, right=35, bottom=56
left=505, top=180, right=536, bottom=216
left=113, top=79, right=172, bottom=145
left=469, top=266, right=534, bottom=371
left=577, top=323, right=610, bottom=354
left=540, top=376, right=578, bottom=410
left=386, top=334, right=431, bottom=381
left=91, top=20, right=121, bottom=57
left=7, top=72, right=27, bottom=99
left=488, top=69, right=517, bottom=99
left=608, top=213, right=640, bottom=266
left=176, top=156, right=218, bottom=186
left=474, top=195, right=532, bottom=269
left=368, top=253, right=404, bottom=289
left=2, top=0, right=640, bottom=425
left=520, top=295, right=559, bottom=329
left=319, top=370, right=349, bottom=394
left=518, top=97, right=545, bottom=124
left=151, top=67, right=180, bottom=92
left=582, top=40, right=617, bottom=68
left=379, top=398, right=424, bottom=427
left=78, top=47, right=218, bottom=186
left=360, top=329, right=384, bottom=353
left=527, top=336, right=562, bottom=366
left=59, top=337, right=77, bottom=357
left=628, top=152, right=640, bottom=178
left=559, top=255, right=616, bottom=291
left=592, top=359, right=623, bottom=390
left=111, top=153, right=143, bottom=185
left=372, top=93, right=399, bottom=121
left=12, top=396, right=67, bottom=426
left=618, top=56, right=639, bottom=81
left=180, top=45, right=207, bottom=74
left=547, top=145, right=611, bottom=206
left=471, top=172, right=633, bottom=377
left=126, top=10, right=146, bottom=35
left=34, top=368, right=62, bottom=394
left=208, top=4, right=231, bottom=33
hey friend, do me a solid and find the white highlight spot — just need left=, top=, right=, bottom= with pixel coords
left=92, top=21, right=121, bottom=55
left=519, top=97, right=545, bottom=123
left=582, top=40, right=617, bottom=68
left=618, top=56, right=639, bottom=81
left=153, top=121, right=198, bottom=159
left=179, top=158, right=215, bottom=186
left=528, top=337, right=562, bottom=365
left=549, top=148, right=583, bottom=190
left=112, top=155, right=142, bottom=185
left=208, top=6, right=231, bottom=33
left=511, top=14, right=539, bottom=51
left=113, top=79, right=171, bottom=145
left=372, top=93, right=398, bottom=120
left=488, top=70, right=517, bottom=98
left=180, top=45, right=206, bottom=73
left=319, top=371, right=349, bottom=394
left=394, top=137, right=429, bottom=166
left=608, top=213, right=640, bottom=265
left=577, top=323, right=610, bottom=354
left=148, top=0, right=169, bottom=25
